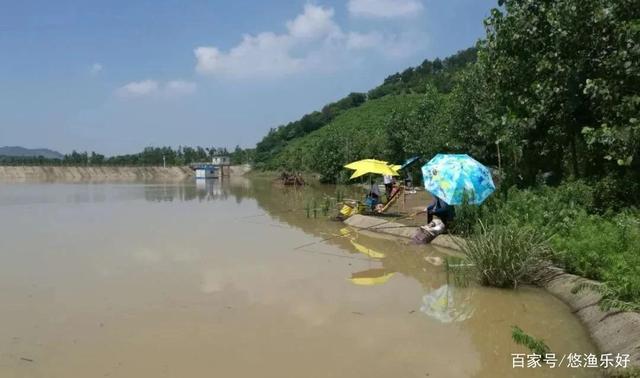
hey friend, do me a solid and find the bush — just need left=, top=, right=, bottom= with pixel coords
left=461, top=222, right=552, bottom=288
left=593, top=173, right=640, bottom=213
left=467, top=183, right=640, bottom=306
left=554, top=211, right=640, bottom=303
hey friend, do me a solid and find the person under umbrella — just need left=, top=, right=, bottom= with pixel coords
left=413, top=153, right=495, bottom=244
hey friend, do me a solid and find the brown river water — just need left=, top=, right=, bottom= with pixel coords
left=0, top=178, right=599, bottom=377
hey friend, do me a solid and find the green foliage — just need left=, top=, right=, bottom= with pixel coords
left=511, top=326, right=551, bottom=356
left=450, top=191, right=486, bottom=236
left=555, top=211, right=640, bottom=304
left=254, top=48, right=478, bottom=175
left=479, top=0, right=640, bottom=184
left=270, top=95, right=423, bottom=182
left=367, top=47, right=478, bottom=99
left=254, top=92, right=367, bottom=166
left=383, top=83, right=450, bottom=163
left=572, top=281, right=640, bottom=312
left=230, top=145, right=255, bottom=165
left=460, top=221, right=552, bottom=288
left=458, top=182, right=640, bottom=306
left=0, top=146, right=244, bottom=167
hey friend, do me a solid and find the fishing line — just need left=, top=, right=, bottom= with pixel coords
left=243, top=220, right=291, bottom=229
left=235, top=208, right=302, bottom=220
left=296, top=247, right=375, bottom=262
left=292, top=211, right=421, bottom=250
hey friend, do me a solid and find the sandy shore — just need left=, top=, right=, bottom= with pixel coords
left=0, top=165, right=252, bottom=182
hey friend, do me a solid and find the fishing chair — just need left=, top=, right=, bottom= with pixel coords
left=376, top=185, right=405, bottom=214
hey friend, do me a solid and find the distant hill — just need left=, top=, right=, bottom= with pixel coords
left=268, top=94, right=423, bottom=181
left=0, top=146, right=64, bottom=159
left=254, top=47, right=478, bottom=168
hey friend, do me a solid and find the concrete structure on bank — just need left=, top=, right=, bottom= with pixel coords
left=344, top=213, right=640, bottom=373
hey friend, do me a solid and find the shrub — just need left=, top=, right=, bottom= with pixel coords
left=461, top=222, right=552, bottom=288
left=450, top=193, right=486, bottom=236
left=555, top=211, right=640, bottom=303
left=593, top=173, right=640, bottom=213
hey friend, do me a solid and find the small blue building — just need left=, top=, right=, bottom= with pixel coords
left=192, top=163, right=219, bottom=179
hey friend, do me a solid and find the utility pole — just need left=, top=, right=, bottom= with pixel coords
left=163, top=155, right=166, bottom=168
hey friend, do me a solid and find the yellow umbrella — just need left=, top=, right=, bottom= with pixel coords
left=349, top=268, right=395, bottom=286
left=344, top=159, right=399, bottom=179
left=344, top=159, right=387, bottom=169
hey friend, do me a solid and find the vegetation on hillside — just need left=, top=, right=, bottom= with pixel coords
left=253, top=47, right=478, bottom=169
left=268, top=94, right=423, bottom=182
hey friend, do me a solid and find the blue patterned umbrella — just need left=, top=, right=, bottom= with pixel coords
left=421, top=154, right=495, bottom=205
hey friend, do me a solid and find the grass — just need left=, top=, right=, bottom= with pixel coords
left=460, top=222, right=552, bottom=288
left=454, top=180, right=640, bottom=307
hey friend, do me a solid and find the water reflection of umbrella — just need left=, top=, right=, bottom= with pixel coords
left=419, top=284, right=474, bottom=323
left=349, top=268, right=395, bottom=286
left=421, top=154, right=495, bottom=205
left=350, top=240, right=386, bottom=259
left=339, top=228, right=387, bottom=259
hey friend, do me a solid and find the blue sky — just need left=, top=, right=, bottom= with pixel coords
left=0, top=0, right=495, bottom=155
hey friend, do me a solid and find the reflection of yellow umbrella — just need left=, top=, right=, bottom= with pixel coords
left=349, top=268, right=395, bottom=286
left=339, top=228, right=352, bottom=236
left=350, top=240, right=386, bottom=259
left=344, top=159, right=399, bottom=179
left=338, top=228, right=386, bottom=258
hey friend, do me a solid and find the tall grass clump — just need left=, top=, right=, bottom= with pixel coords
left=461, top=222, right=552, bottom=288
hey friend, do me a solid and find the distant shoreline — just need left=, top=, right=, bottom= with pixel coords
left=0, top=165, right=251, bottom=182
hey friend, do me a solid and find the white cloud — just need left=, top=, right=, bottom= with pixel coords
left=90, top=63, right=103, bottom=75
left=117, top=80, right=159, bottom=97
left=195, top=32, right=302, bottom=78
left=347, top=0, right=424, bottom=18
left=285, top=4, right=339, bottom=39
left=165, top=80, right=197, bottom=96
left=194, top=3, right=417, bottom=79
left=116, top=79, right=196, bottom=98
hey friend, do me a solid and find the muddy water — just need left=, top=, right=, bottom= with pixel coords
left=0, top=178, right=598, bottom=377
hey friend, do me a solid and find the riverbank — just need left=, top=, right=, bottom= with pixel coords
left=0, top=164, right=252, bottom=182
left=343, top=213, right=640, bottom=373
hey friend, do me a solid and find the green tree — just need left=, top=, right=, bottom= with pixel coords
left=480, top=0, right=640, bottom=184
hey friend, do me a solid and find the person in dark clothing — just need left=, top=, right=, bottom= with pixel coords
left=424, top=196, right=455, bottom=225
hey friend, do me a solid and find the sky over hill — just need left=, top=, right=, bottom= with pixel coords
left=0, top=0, right=494, bottom=155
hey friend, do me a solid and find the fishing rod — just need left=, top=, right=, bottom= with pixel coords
left=292, top=211, right=422, bottom=250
